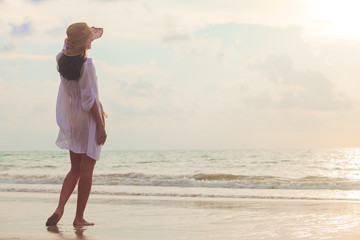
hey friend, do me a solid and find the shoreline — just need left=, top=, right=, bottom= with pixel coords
left=4, top=183, right=360, bottom=202
left=2, top=192, right=360, bottom=239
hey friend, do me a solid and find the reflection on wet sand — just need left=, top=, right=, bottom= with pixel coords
left=74, top=226, right=88, bottom=239
left=46, top=225, right=90, bottom=239
left=46, top=225, right=61, bottom=235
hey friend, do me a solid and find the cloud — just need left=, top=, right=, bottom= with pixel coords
left=0, top=54, right=53, bottom=60
left=194, top=23, right=308, bottom=56
left=28, top=0, right=43, bottom=2
left=45, top=27, right=65, bottom=38
left=0, top=77, right=57, bottom=131
left=132, top=79, right=153, bottom=90
left=10, top=21, right=33, bottom=37
left=98, top=60, right=164, bottom=76
left=0, top=42, right=15, bottom=52
left=0, top=77, right=5, bottom=122
left=162, top=33, right=191, bottom=43
left=165, top=23, right=309, bottom=65
left=247, top=55, right=350, bottom=111
left=119, top=79, right=154, bottom=97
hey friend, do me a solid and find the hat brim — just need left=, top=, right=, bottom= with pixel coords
left=90, top=27, right=103, bottom=41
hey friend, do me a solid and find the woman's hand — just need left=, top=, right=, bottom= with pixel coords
left=97, top=125, right=107, bottom=145
left=90, top=101, right=107, bottom=145
left=64, top=38, right=74, bottom=49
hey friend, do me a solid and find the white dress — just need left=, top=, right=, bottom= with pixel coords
left=55, top=53, right=102, bottom=160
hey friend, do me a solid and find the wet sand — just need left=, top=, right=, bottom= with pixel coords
left=1, top=191, right=360, bottom=240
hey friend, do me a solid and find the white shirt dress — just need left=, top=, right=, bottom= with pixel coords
left=55, top=53, right=102, bottom=160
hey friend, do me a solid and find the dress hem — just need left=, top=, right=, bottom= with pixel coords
left=55, top=143, right=99, bottom=161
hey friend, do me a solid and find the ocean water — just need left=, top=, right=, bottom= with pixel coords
left=1, top=148, right=360, bottom=201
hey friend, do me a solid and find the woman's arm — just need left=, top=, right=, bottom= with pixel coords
left=90, top=101, right=107, bottom=145
left=100, top=102, right=105, bottom=127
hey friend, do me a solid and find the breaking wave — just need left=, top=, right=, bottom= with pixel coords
left=1, top=172, right=360, bottom=190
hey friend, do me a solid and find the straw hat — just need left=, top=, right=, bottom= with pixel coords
left=63, top=22, right=103, bottom=56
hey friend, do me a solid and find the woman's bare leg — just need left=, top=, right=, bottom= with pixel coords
left=73, top=154, right=96, bottom=226
left=46, top=151, right=81, bottom=226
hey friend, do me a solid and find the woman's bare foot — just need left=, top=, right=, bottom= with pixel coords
left=46, top=209, right=63, bottom=226
left=73, top=218, right=94, bottom=226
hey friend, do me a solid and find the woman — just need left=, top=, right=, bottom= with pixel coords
left=46, top=22, right=107, bottom=227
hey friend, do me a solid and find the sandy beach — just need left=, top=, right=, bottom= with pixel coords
left=1, top=192, right=360, bottom=240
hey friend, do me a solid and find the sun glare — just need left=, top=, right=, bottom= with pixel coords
left=312, top=1, right=360, bottom=39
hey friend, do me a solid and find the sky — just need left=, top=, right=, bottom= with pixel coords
left=1, top=0, right=360, bottom=150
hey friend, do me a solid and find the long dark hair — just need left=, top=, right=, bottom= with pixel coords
left=57, top=53, right=87, bottom=81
